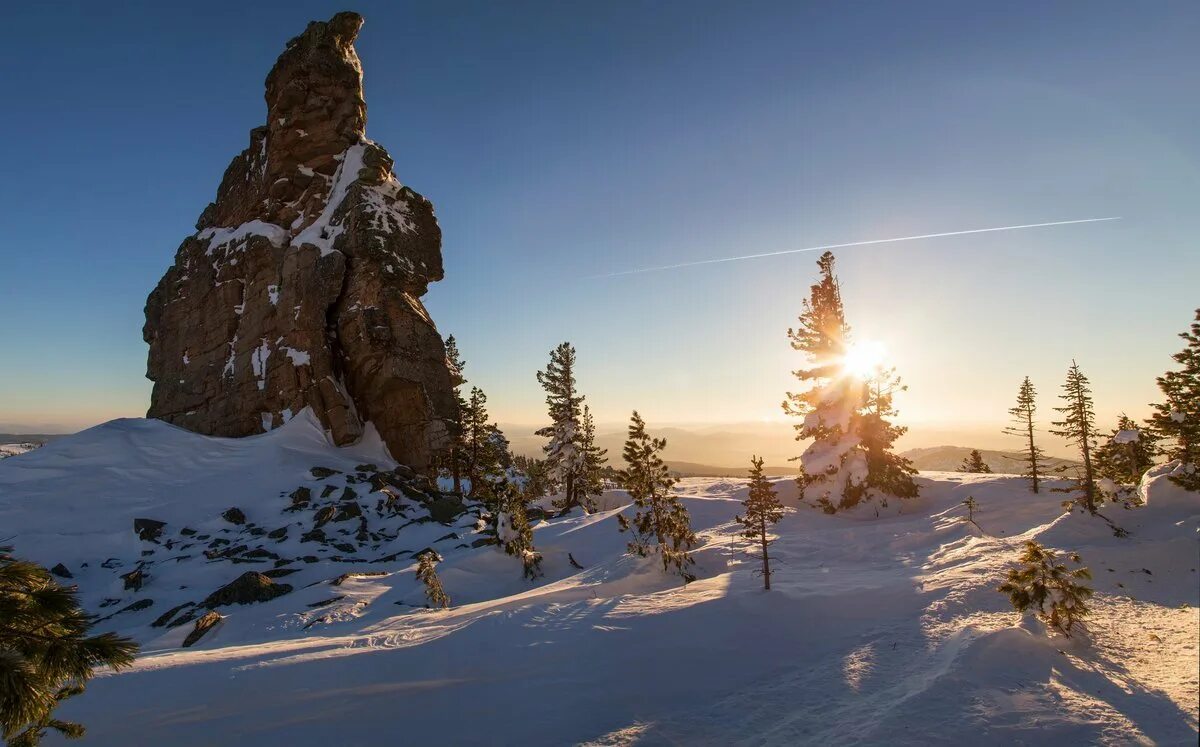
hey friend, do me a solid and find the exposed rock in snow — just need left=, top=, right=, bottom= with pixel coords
left=143, top=11, right=455, bottom=472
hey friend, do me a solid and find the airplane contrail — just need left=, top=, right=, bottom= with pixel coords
left=596, top=216, right=1121, bottom=278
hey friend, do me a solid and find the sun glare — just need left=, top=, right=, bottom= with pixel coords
left=841, top=340, right=887, bottom=379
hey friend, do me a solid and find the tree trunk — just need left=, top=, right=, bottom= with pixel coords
left=1026, top=415, right=1040, bottom=494
left=760, top=517, right=771, bottom=590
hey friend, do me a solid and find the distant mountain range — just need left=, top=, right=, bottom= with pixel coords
left=899, top=445, right=1080, bottom=475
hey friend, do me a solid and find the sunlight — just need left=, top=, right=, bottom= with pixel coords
left=841, top=339, right=887, bottom=379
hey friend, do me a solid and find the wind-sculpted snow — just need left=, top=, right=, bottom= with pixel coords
left=0, top=423, right=1196, bottom=745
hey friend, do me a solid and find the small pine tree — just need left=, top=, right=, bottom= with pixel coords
left=1049, top=361, right=1101, bottom=512
left=998, top=540, right=1093, bottom=637
left=492, top=481, right=543, bottom=580
left=415, top=551, right=449, bottom=609
left=957, top=449, right=992, bottom=474
left=444, top=335, right=468, bottom=494
left=736, top=457, right=785, bottom=590
left=1094, top=414, right=1159, bottom=486
left=616, top=412, right=697, bottom=581
left=462, top=387, right=507, bottom=496
left=783, top=251, right=917, bottom=513
left=1148, top=309, right=1200, bottom=490
left=961, top=495, right=979, bottom=526
left=578, top=406, right=608, bottom=512
left=1003, top=376, right=1046, bottom=494
left=1, top=547, right=138, bottom=745
left=536, top=342, right=587, bottom=513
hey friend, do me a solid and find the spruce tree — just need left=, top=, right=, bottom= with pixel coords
left=444, top=335, right=468, bottom=494
left=1049, top=361, right=1100, bottom=512
left=957, top=449, right=992, bottom=474
left=1094, top=414, right=1158, bottom=486
left=998, top=540, right=1092, bottom=637
left=1003, top=377, right=1046, bottom=493
left=461, top=386, right=492, bottom=496
left=1148, top=309, right=1200, bottom=490
left=536, top=342, right=587, bottom=513
left=736, top=457, right=785, bottom=590
left=578, top=406, right=608, bottom=512
left=415, top=551, right=449, bottom=609
left=783, top=251, right=917, bottom=512
left=492, top=480, right=543, bottom=579
left=1, top=547, right=138, bottom=745
left=616, top=412, right=697, bottom=581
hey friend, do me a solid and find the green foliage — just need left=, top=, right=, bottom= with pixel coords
left=1148, top=309, right=1200, bottom=490
left=490, top=480, right=543, bottom=580
left=958, top=449, right=992, bottom=474
left=461, top=387, right=510, bottom=496
left=415, top=551, right=449, bottom=610
left=616, top=411, right=697, bottom=581
left=443, top=334, right=469, bottom=494
left=1, top=547, right=138, bottom=745
left=998, top=540, right=1093, bottom=637
left=536, top=342, right=587, bottom=513
left=1049, top=361, right=1101, bottom=512
left=1003, top=376, right=1047, bottom=494
left=1094, top=415, right=1159, bottom=487
left=735, top=457, right=785, bottom=589
left=578, top=406, right=609, bottom=512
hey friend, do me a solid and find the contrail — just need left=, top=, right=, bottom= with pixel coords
left=596, top=216, right=1121, bottom=278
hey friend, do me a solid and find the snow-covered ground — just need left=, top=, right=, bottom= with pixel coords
left=0, top=414, right=1196, bottom=746
left=0, top=441, right=39, bottom=459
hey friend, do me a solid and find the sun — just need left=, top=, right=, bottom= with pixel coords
left=841, top=339, right=887, bottom=379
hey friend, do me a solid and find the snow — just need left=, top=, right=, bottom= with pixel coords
left=283, top=347, right=311, bottom=367
left=197, top=220, right=287, bottom=255
left=0, top=424, right=1195, bottom=746
left=1113, top=429, right=1141, bottom=444
left=267, top=284, right=280, bottom=305
left=250, top=337, right=271, bottom=390
left=290, top=144, right=363, bottom=256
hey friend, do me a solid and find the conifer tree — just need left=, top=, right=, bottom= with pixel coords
left=736, top=456, right=785, bottom=590
left=783, top=251, right=917, bottom=512
left=461, top=386, right=493, bottom=496
left=957, top=449, right=992, bottom=474
left=578, top=405, right=608, bottom=512
left=998, top=540, right=1093, bottom=637
left=444, top=335, right=468, bottom=494
left=415, top=550, right=449, bottom=609
left=616, top=412, right=697, bottom=581
left=1003, top=377, right=1046, bottom=493
left=1148, top=309, right=1200, bottom=490
left=536, top=342, right=587, bottom=513
left=1049, top=361, right=1100, bottom=512
left=492, top=480, right=543, bottom=579
left=1, top=546, right=138, bottom=745
left=1094, top=414, right=1158, bottom=486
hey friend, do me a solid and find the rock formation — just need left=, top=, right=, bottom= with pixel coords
left=143, top=11, right=455, bottom=470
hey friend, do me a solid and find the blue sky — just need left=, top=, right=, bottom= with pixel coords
left=1, top=1, right=1197, bottom=441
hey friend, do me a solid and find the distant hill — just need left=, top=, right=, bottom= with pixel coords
left=901, top=445, right=1080, bottom=476
left=666, top=461, right=798, bottom=478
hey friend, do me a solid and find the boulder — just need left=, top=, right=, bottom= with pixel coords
left=222, top=507, right=247, bottom=525
left=182, top=610, right=224, bottom=648
left=142, top=11, right=456, bottom=473
left=134, top=518, right=167, bottom=542
left=50, top=563, right=73, bottom=579
left=201, top=571, right=293, bottom=609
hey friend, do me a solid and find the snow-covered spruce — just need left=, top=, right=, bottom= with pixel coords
left=1148, top=308, right=1200, bottom=491
left=783, top=251, right=917, bottom=513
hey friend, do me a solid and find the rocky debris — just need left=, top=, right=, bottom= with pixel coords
left=222, top=507, right=247, bottom=525
left=182, top=610, right=224, bottom=648
left=50, top=563, right=73, bottom=579
left=311, top=467, right=340, bottom=479
left=96, top=598, right=154, bottom=623
left=152, top=602, right=196, bottom=628
left=288, top=487, right=311, bottom=509
left=142, top=11, right=456, bottom=473
left=121, top=569, right=146, bottom=591
left=134, top=518, right=167, bottom=542
left=201, top=571, right=293, bottom=609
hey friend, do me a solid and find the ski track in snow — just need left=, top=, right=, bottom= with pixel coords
left=0, top=417, right=1195, bottom=746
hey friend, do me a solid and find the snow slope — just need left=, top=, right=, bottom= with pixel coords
left=0, top=418, right=1196, bottom=746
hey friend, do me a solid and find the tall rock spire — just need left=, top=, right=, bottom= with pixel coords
left=143, top=11, right=455, bottom=471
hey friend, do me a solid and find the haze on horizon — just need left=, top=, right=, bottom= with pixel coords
left=1, top=2, right=1197, bottom=462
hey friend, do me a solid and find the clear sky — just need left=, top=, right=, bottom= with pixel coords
left=1, top=2, right=1197, bottom=452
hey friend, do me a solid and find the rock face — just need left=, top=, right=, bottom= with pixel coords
left=143, top=12, right=455, bottom=470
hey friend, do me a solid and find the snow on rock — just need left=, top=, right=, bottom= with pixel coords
left=2, top=423, right=1195, bottom=745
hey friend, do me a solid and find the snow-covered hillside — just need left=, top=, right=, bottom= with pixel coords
left=0, top=414, right=1196, bottom=746
left=0, top=441, right=40, bottom=459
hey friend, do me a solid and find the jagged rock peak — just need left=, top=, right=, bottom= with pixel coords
left=144, top=12, right=455, bottom=473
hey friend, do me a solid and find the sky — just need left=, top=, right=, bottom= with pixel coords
left=0, top=1, right=1197, bottom=456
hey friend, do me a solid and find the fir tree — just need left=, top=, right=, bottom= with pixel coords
left=461, top=387, right=509, bottom=496
left=957, top=449, right=992, bottom=474
left=1148, top=309, right=1200, bottom=490
left=492, top=480, right=543, bottom=579
left=578, top=406, right=608, bottom=512
left=998, top=540, right=1093, bottom=637
left=1049, top=361, right=1100, bottom=512
left=415, top=550, right=449, bottom=609
left=783, top=251, right=917, bottom=513
left=1094, top=415, right=1158, bottom=486
left=961, top=496, right=979, bottom=526
left=616, top=412, right=697, bottom=581
left=536, top=342, right=587, bottom=513
left=735, top=456, right=785, bottom=590
left=1, top=546, right=138, bottom=745
left=444, top=335, right=468, bottom=494
left=1003, top=376, right=1046, bottom=494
